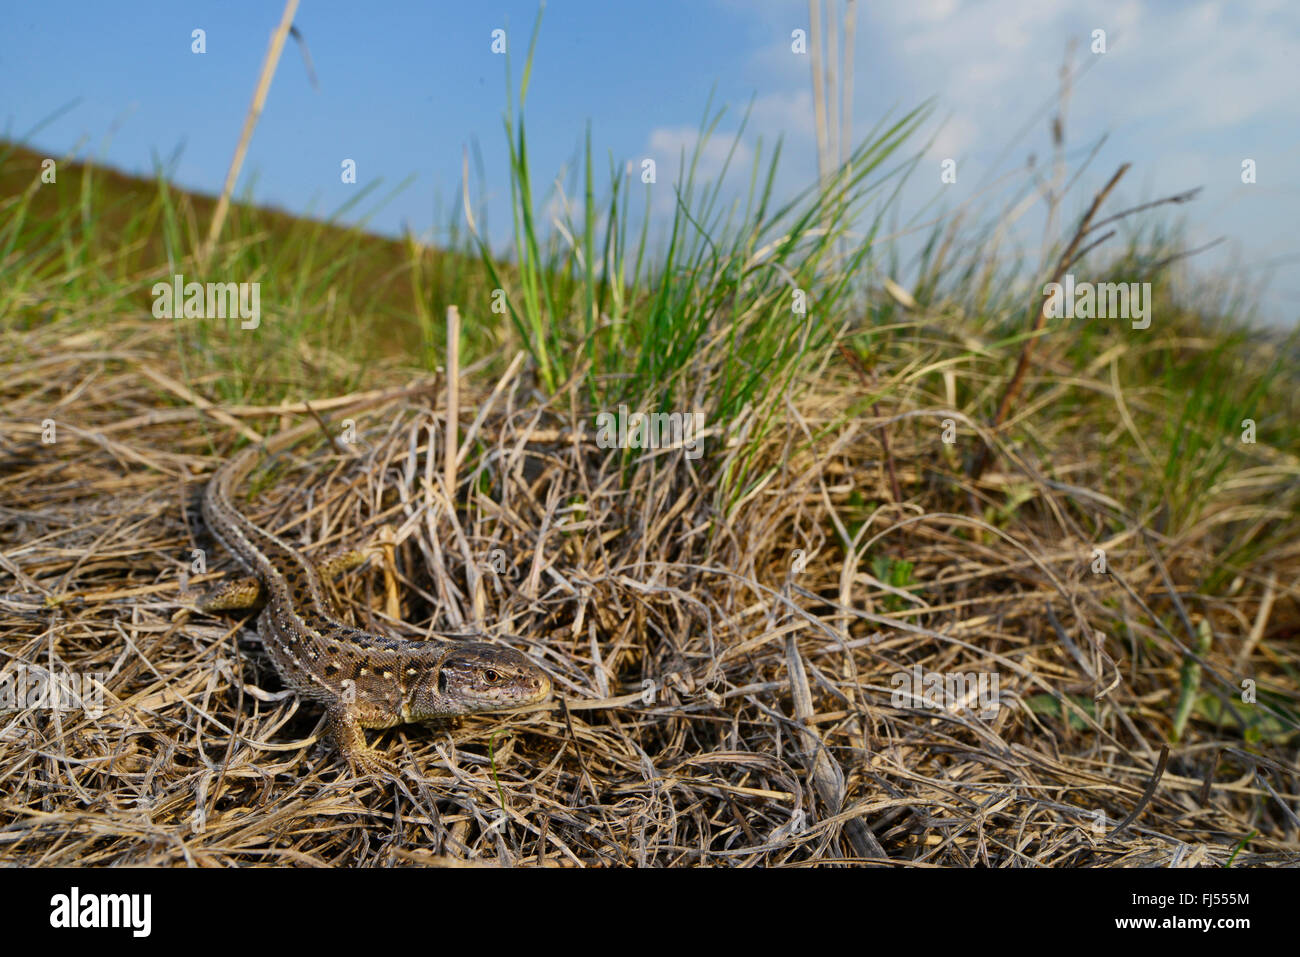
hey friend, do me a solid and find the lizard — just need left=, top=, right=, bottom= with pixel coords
left=197, top=413, right=551, bottom=775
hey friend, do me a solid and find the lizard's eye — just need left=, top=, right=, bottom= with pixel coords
left=484, top=669, right=501, bottom=684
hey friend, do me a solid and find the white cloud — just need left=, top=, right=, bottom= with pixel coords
left=1106, top=1, right=1300, bottom=132
left=748, top=88, right=817, bottom=140
left=866, top=0, right=1300, bottom=139
left=929, top=114, right=979, bottom=159
left=647, top=125, right=755, bottom=184
left=690, top=0, right=1299, bottom=324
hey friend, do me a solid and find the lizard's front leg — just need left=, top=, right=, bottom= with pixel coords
left=329, top=704, right=399, bottom=778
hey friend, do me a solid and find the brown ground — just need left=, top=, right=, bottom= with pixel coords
left=1, top=313, right=1297, bottom=866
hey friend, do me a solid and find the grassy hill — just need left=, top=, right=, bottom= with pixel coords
left=1, top=84, right=1298, bottom=867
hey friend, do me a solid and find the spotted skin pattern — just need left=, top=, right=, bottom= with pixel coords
left=200, top=419, right=550, bottom=775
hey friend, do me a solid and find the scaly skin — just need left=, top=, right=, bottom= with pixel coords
left=199, top=418, right=550, bottom=775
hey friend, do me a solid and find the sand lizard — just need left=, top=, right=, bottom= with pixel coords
left=198, top=416, right=550, bottom=774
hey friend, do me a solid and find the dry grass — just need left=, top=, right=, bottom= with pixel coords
left=1, top=312, right=1297, bottom=867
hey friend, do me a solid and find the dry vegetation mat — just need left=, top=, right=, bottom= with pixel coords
left=1, top=314, right=1297, bottom=867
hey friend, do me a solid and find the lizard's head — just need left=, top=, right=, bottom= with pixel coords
left=412, top=643, right=550, bottom=718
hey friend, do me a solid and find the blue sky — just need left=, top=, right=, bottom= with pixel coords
left=4, top=0, right=1297, bottom=323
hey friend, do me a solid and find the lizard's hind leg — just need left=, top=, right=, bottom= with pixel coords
left=317, top=548, right=370, bottom=578
left=198, top=549, right=370, bottom=613
left=198, top=575, right=265, bottom=611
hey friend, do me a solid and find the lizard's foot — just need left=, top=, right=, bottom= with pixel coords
left=330, top=707, right=399, bottom=779
left=345, top=744, right=399, bottom=778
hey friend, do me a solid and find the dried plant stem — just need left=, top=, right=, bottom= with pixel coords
left=840, top=0, right=856, bottom=172
left=809, top=0, right=829, bottom=191
left=200, top=0, right=300, bottom=266
left=445, top=304, right=461, bottom=499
